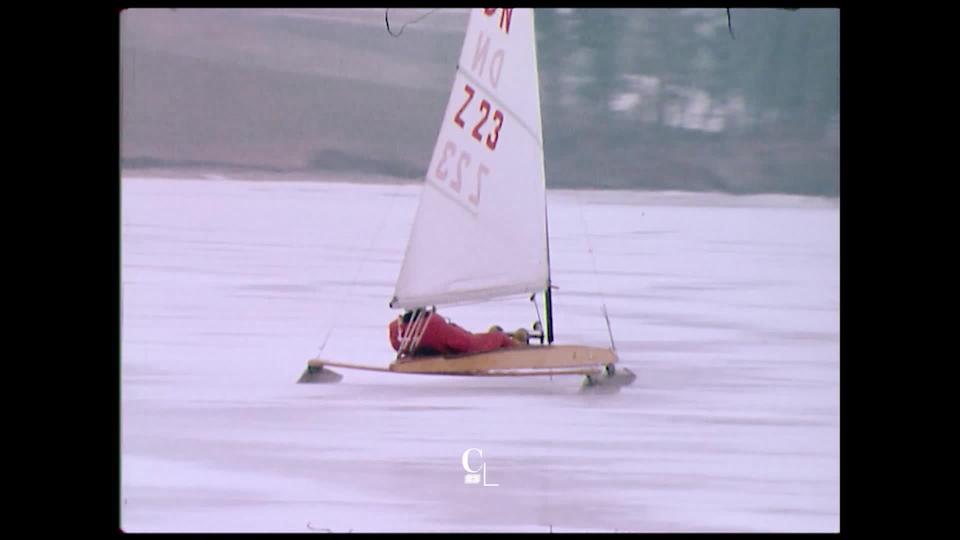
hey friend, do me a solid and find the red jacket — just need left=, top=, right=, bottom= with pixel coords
left=389, top=313, right=517, bottom=356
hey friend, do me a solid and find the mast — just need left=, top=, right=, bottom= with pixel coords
left=544, top=277, right=554, bottom=343
left=532, top=9, right=554, bottom=344
left=543, top=194, right=554, bottom=342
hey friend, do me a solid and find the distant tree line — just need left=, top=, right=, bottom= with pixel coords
left=533, top=8, right=838, bottom=195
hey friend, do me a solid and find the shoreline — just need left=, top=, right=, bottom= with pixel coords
left=120, top=166, right=422, bottom=186
left=121, top=168, right=839, bottom=209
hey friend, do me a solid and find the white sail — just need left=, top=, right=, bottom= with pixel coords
left=391, top=8, right=548, bottom=310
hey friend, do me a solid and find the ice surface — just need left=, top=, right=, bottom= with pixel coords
left=121, top=175, right=839, bottom=532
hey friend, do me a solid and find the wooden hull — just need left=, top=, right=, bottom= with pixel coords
left=390, top=345, right=616, bottom=373
left=304, top=345, right=616, bottom=376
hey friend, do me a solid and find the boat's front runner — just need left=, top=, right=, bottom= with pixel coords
left=297, top=364, right=344, bottom=384
left=580, top=363, right=638, bottom=393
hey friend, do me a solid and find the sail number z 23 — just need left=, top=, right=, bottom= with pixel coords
left=453, top=84, right=504, bottom=151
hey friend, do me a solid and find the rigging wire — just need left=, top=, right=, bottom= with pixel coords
left=575, top=190, right=615, bottom=350
left=385, top=8, right=441, bottom=38
left=727, top=8, right=799, bottom=40
left=530, top=293, right=545, bottom=344
left=315, top=183, right=398, bottom=359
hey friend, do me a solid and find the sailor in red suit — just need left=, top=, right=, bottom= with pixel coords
left=389, top=308, right=528, bottom=357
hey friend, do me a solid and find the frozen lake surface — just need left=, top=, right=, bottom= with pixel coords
left=120, top=175, right=839, bottom=532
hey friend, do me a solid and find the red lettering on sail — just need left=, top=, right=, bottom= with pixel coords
left=452, top=152, right=470, bottom=193
left=471, top=164, right=488, bottom=206
left=430, top=141, right=485, bottom=213
left=472, top=32, right=491, bottom=76
left=499, top=9, right=512, bottom=33
left=471, top=32, right=505, bottom=88
left=486, top=110, right=503, bottom=150
left=454, top=85, right=475, bottom=128
left=473, top=100, right=491, bottom=142
left=483, top=8, right=512, bottom=34
left=488, top=49, right=505, bottom=88
left=434, top=141, right=456, bottom=181
left=452, top=86, right=504, bottom=152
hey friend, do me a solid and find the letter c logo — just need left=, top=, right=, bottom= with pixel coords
left=462, top=448, right=483, bottom=473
